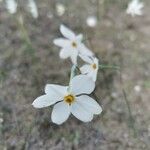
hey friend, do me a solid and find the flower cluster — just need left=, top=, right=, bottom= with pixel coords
left=53, top=25, right=99, bottom=81
left=32, top=25, right=102, bottom=125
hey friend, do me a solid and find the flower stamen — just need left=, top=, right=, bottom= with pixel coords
left=72, top=42, right=77, bottom=48
left=92, top=63, right=97, bottom=70
left=64, top=94, right=75, bottom=105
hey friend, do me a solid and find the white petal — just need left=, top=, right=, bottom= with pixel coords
left=80, top=64, right=92, bottom=74
left=79, top=54, right=93, bottom=64
left=70, top=49, right=78, bottom=64
left=71, top=101, right=93, bottom=122
left=6, top=0, right=17, bottom=14
left=53, top=38, right=70, bottom=47
left=59, top=48, right=70, bottom=59
left=76, top=34, right=83, bottom=41
left=32, top=95, right=56, bottom=108
left=94, top=57, right=99, bottom=65
left=78, top=44, right=94, bottom=57
left=45, top=84, right=67, bottom=100
left=83, top=70, right=95, bottom=82
left=70, top=75, right=95, bottom=95
left=76, top=95, right=102, bottom=115
left=51, top=102, right=70, bottom=125
left=60, top=24, right=75, bottom=39
left=90, top=70, right=98, bottom=82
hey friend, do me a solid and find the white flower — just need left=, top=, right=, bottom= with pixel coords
left=32, top=75, right=102, bottom=125
left=53, top=24, right=94, bottom=64
left=134, top=85, right=141, bottom=92
left=126, top=0, right=144, bottom=17
left=27, top=0, right=38, bottom=18
left=86, top=16, right=97, bottom=27
left=80, top=55, right=99, bottom=82
left=56, top=3, right=65, bottom=16
left=5, top=0, right=17, bottom=14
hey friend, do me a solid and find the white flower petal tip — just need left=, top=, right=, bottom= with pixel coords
left=32, top=95, right=54, bottom=108
left=80, top=56, right=99, bottom=82
left=71, top=101, right=94, bottom=122
left=77, top=95, right=102, bottom=115
left=126, top=0, right=144, bottom=17
left=51, top=102, right=70, bottom=125
left=60, top=24, right=75, bottom=39
left=70, top=75, right=95, bottom=95
left=53, top=38, right=70, bottom=47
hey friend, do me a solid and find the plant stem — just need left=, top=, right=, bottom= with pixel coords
left=70, top=65, right=77, bottom=80
left=16, top=14, right=34, bottom=54
left=122, top=88, right=137, bottom=137
left=68, top=65, right=77, bottom=91
left=119, top=69, right=137, bottom=137
left=99, top=64, right=120, bottom=70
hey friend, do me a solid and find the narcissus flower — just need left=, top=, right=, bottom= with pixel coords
left=53, top=25, right=94, bottom=64
left=32, top=75, right=102, bottom=125
left=80, top=55, right=99, bottom=82
left=126, top=0, right=144, bottom=17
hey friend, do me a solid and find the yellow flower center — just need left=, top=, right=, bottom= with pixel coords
left=64, top=94, right=75, bottom=105
left=92, top=63, right=97, bottom=70
left=72, top=42, right=77, bottom=48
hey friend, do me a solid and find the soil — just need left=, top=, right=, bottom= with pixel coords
left=0, top=0, right=150, bottom=150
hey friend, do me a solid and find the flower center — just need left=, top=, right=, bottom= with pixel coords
left=92, top=63, right=97, bottom=70
left=64, top=94, right=75, bottom=105
left=72, top=41, right=77, bottom=48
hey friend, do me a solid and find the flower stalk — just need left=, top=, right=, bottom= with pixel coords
left=16, top=14, right=34, bottom=55
left=99, top=64, right=120, bottom=70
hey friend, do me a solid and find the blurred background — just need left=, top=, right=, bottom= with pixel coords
left=0, top=0, right=150, bottom=149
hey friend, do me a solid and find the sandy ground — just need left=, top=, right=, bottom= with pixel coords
left=0, top=0, right=150, bottom=150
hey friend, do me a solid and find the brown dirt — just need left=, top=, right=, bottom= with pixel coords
left=0, top=0, right=150, bottom=150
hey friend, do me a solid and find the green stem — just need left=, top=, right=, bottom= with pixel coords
left=70, top=65, right=77, bottom=80
left=16, top=14, right=34, bottom=54
left=68, top=65, right=77, bottom=92
left=122, top=88, right=137, bottom=137
left=99, top=64, right=120, bottom=70
left=96, top=0, right=100, bottom=21
left=119, top=69, right=137, bottom=137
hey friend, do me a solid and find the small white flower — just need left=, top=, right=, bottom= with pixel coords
left=32, top=75, right=102, bottom=125
left=86, top=16, right=97, bottom=27
left=5, top=0, right=17, bottom=14
left=56, top=3, right=65, bottom=16
left=80, top=55, right=99, bottom=82
left=27, top=0, right=38, bottom=18
left=134, top=85, right=141, bottom=92
left=53, top=24, right=94, bottom=64
left=126, top=0, right=144, bottom=17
